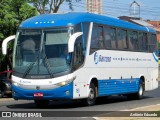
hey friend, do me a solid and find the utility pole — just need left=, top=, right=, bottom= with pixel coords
left=86, top=0, right=102, bottom=14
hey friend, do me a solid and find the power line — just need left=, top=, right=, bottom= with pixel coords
left=60, top=1, right=160, bottom=19
left=70, top=1, right=160, bottom=14
left=70, top=3, right=160, bottom=15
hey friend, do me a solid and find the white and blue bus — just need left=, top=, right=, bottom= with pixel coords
left=2, top=12, right=159, bottom=107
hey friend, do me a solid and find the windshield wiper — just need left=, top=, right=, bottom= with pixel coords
left=22, top=50, right=40, bottom=78
left=42, top=47, right=54, bottom=78
left=22, top=60, right=37, bottom=78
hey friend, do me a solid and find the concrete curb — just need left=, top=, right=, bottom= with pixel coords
left=0, top=98, right=13, bottom=102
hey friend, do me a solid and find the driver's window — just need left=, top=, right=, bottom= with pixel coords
left=73, top=37, right=84, bottom=70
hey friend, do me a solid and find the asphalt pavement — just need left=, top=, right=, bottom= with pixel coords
left=0, top=82, right=159, bottom=120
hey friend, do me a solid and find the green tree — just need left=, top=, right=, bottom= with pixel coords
left=0, top=0, right=37, bottom=72
left=29, top=0, right=81, bottom=14
left=158, top=42, right=160, bottom=52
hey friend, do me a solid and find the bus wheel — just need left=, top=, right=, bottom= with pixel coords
left=127, top=81, right=144, bottom=100
left=82, top=83, right=96, bottom=106
left=34, top=100, right=49, bottom=108
left=136, top=81, right=144, bottom=99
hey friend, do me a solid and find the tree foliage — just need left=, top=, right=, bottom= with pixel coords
left=0, top=0, right=37, bottom=71
left=0, top=0, right=37, bottom=40
left=0, top=0, right=81, bottom=72
left=29, top=0, right=81, bottom=14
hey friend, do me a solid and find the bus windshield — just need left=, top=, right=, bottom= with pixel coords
left=13, top=28, right=72, bottom=78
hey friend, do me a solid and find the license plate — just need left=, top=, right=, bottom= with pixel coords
left=33, top=93, right=43, bottom=97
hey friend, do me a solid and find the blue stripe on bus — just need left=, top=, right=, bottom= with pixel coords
left=152, top=52, right=158, bottom=62
left=98, top=78, right=140, bottom=96
left=12, top=82, right=73, bottom=100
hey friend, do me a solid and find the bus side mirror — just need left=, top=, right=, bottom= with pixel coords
left=2, top=35, right=15, bottom=55
left=68, top=32, right=83, bottom=53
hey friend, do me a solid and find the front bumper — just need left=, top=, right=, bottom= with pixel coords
left=12, top=82, right=73, bottom=100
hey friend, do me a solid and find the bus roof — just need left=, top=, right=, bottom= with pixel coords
left=20, top=12, right=156, bottom=33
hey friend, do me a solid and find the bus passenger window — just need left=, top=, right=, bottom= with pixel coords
left=142, top=33, right=148, bottom=51
left=148, top=34, right=157, bottom=52
left=90, top=24, right=104, bottom=54
left=128, top=31, right=139, bottom=51
left=104, top=27, right=116, bottom=49
left=98, top=26, right=104, bottom=48
left=139, top=32, right=147, bottom=51
left=90, top=24, right=99, bottom=51
left=117, top=29, right=127, bottom=49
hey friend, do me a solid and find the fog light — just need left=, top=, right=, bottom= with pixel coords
left=66, top=91, right=69, bottom=95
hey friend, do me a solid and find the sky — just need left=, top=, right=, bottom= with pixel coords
left=59, top=0, right=160, bottom=20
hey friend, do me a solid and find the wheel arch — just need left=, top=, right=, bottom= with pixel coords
left=88, top=77, right=98, bottom=97
left=140, top=75, right=145, bottom=91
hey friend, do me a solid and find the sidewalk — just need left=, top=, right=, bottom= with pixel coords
left=97, top=104, right=160, bottom=120
left=0, top=98, right=13, bottom=102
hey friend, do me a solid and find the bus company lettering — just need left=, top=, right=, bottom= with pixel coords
left=94, top=52, right=111, bottom=64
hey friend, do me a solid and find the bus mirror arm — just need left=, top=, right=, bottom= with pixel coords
left=2, top=35, right=15, bottom=55
left=68, top=32, right=83, bottom=53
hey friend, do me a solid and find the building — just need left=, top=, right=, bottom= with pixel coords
left=86, top=0, right=102, bottom=14
left=146, top=21, right=160, bottom=42
left=119, top=16, right=153, bottom=27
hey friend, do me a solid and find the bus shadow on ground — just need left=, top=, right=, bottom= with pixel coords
left=7, top=95, right=152, bottom=109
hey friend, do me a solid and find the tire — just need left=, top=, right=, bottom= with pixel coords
left=0, top=90, right=4, bottom=98
left=135, top=81, right=144, bottom=99
left=34, top=100, right=49, bottom=108
left=82, top=83, right=97, bottom=106
left=127, top=81, right=144, bottom=100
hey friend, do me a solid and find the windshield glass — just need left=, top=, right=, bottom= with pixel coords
left=13, top=28, right=71, bottom=78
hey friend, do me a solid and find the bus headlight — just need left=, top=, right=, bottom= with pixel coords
left=56, top=76, right=76, bottom=87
